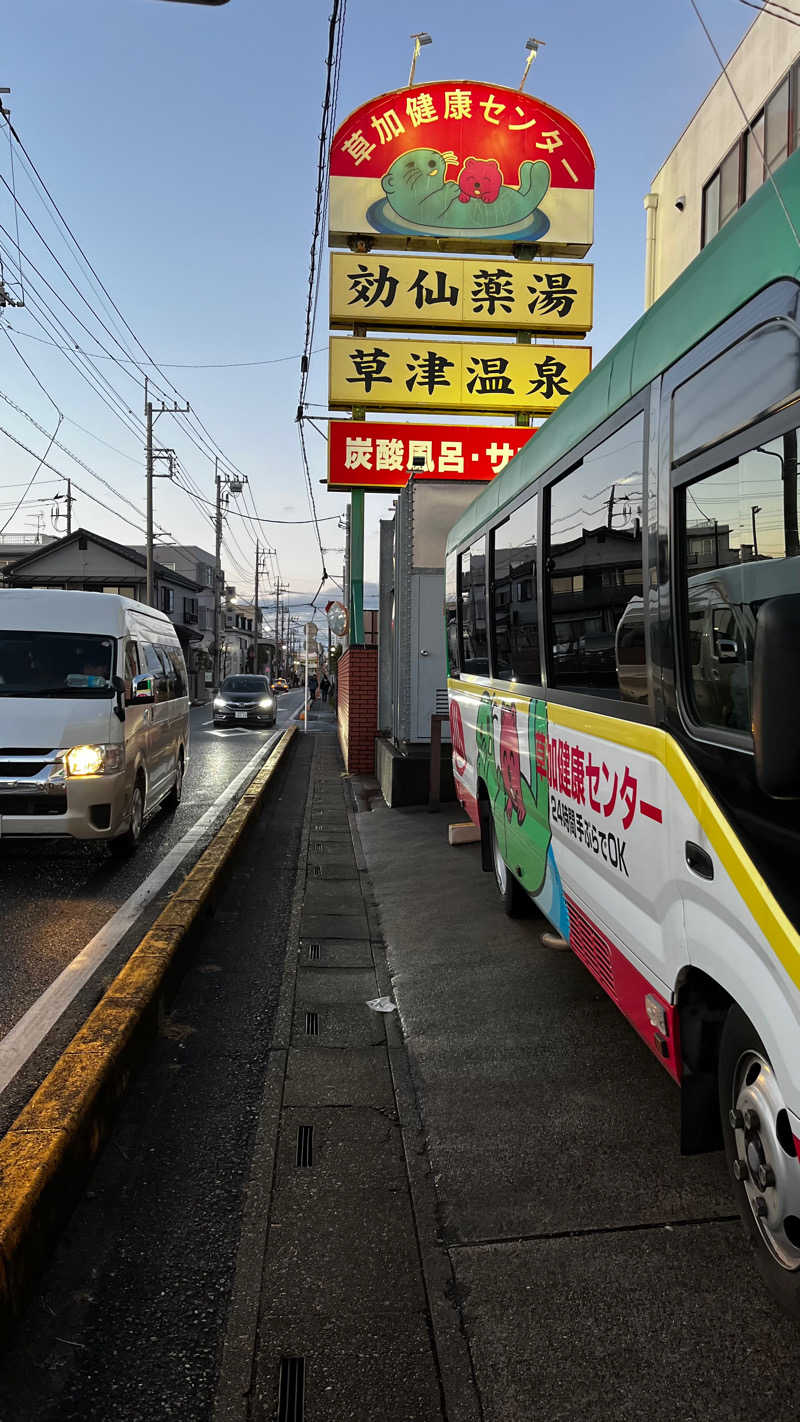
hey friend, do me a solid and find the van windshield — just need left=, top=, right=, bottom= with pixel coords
left=0, top=631, right=116, bottom=696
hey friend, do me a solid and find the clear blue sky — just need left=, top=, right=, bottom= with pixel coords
left=1, top=0, right=752, bottom=610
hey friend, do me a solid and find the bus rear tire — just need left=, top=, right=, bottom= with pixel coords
left=489, top=815, right=527, bottom=917
left=719, top=1003, right=800, bottom=1318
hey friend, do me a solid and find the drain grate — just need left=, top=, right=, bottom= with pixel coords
left=312, top=864, right=323, bottom=878
left=296, top=1124, right=313, bottom=1168
left=311, top=841, right=324, bottom=852
left=277, top=1356, right=305, bottom=1422
left=308, top=942, right=320, bottom=961
left=305, top=1010, right=319, bottom=1037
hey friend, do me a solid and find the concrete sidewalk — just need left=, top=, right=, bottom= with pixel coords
left=356, top=798, right=800, bottom=1422
left=223, top=702, right=800, bottom=1421
left=215, top=699, right=462, bottom=1422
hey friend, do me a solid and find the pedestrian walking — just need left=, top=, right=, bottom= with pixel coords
left=320, top=673, right=331, bottom=703
left=308, top=673, right=318, bottom=701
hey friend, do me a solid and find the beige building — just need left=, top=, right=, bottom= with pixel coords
left=645, top=10, right=800, bottom=306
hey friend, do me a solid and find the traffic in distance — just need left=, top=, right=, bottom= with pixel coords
left=446, top=154, right=800, bottom=1316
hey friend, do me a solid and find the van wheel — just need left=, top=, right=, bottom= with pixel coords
left=165, top=750, right=184, bottom=811
left=719, top=1004, right=800, bottom=1317
left=111, top=775, right=145, bottom=857
left=489, top=812, right=527, bottom=917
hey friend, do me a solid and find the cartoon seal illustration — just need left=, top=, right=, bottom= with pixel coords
left=377, top=147, right=551, bottom=233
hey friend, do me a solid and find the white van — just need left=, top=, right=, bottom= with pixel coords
left=0, top=589, right=190, bottom=853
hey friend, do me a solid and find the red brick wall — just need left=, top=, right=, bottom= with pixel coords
left=337, top=646, right=378, bottom=774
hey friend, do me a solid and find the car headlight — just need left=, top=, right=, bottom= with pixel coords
left=65, top=744, right=125, bottom=777
left=259, top=697, right=274, bottom=709
left=214, top=697, right=228, bottom=709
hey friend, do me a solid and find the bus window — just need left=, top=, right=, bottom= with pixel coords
left=546, top=414, right=645, bottom=696
left=459, top=539, right=488, bottom=677
left=679, top=430, right=800, bottom=733
left=445, top=552, right=459, bottom=674
left=491, top=495, right=540, bottom=685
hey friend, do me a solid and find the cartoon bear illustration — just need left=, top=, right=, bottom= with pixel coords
left=457, top=157, right=503, bottom=204
left=499, top=705, right=526, bottom=826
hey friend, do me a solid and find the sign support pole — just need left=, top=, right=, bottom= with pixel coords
left=349, top=488, right=364, bottom=645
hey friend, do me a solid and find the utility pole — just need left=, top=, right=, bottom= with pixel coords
left=212, top=459, right=249, bottom=687
left=146, top=376, right=154, bottom=605
left=213, top=459, right=223, bottom=689
left=751, top=504, right=762, bottom=560
left=253, top=539, right=261, bottom=674
left=145, top=374, right=190, bottom=607
left=66, top=478, right=73, bottom=535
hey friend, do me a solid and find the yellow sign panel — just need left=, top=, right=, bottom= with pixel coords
left=330, top=254, right=593, bottom=336
left=329, top=337, right=591, bottom=416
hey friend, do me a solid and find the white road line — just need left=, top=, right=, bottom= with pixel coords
left=0, top=731, right=281, bottom=1097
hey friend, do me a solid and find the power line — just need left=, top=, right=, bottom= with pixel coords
left=0, top=386, right=170, bottom=534
left=690, top=0, right=800, bottom=248
left=0, top=412, right=62, bottom=536
left=171, top=479, right=341, bottom=522
left=295, top=0, right=348, bottom=578
left=3, top=325, right=327, bottom=369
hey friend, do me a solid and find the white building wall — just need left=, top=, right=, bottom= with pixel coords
left=646, top=11, right=800, bottom=305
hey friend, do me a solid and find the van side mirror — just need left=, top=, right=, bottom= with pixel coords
left=752, top=594, right=800, bottom=797
left=130, top=673, right=155, bottom=705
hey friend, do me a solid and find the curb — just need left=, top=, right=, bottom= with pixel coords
left=0, top=726, right=297, bottom=1337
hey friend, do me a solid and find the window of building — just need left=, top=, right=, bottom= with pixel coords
left=459, top=537, right=488, bottom=676
left=702, top=171, right=720, bottom=244
left=745, top=114, right=766, bottom=200
left=546, top=414, right=645, bottom=697
left=702, top=67, right=800, bottom=250
left=766, top=77, right=790, bottom=171
left=102, top=584, right=136, bottom=598
left=678, top=428, right=800, bottom=733
left=160, top=587, right=175, bottom=615
left=719, top=143, right=741, bottom=228
left=183, top=596, right=198, bottom=623
left=491, top=496, right=540, bottom=684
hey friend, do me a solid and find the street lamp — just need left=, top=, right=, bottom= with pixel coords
left=520, top=36, right=546, bottom=91
left=409, top=32, right=432, bottom=86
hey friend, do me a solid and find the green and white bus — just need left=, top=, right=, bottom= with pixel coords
left=446, top=149, right=800, bottom=1315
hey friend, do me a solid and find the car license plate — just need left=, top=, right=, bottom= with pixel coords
left=235, top=711, right=248, bottom=720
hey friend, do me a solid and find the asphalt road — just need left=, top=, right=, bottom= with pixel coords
left=0, top=688, right=305, bottom=1123
left=0, top=723, right=315, bottom=1422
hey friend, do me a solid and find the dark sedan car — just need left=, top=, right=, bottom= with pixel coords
left=213, top=674, right=276, bottom=728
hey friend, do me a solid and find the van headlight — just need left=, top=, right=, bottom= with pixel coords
left=259, top=697, right=274, bottom=709
left=213, top=697, right=228, bottom=709
left=65, top=744, right=125, bottom=777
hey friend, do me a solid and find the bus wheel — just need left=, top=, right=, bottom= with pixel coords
left=489, top=815, right=526, bottom=917
left=719, top=1003, right=800, bottom=1317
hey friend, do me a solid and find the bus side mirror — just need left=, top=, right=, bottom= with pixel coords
left=130, top=673, right=155, bottom=705
left=752, top=594, right=800, bottom=797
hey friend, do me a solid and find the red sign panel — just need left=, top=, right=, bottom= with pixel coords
left=329, top=81, right=594, bottom=256
left=328, top=421, right=535, bottom=491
